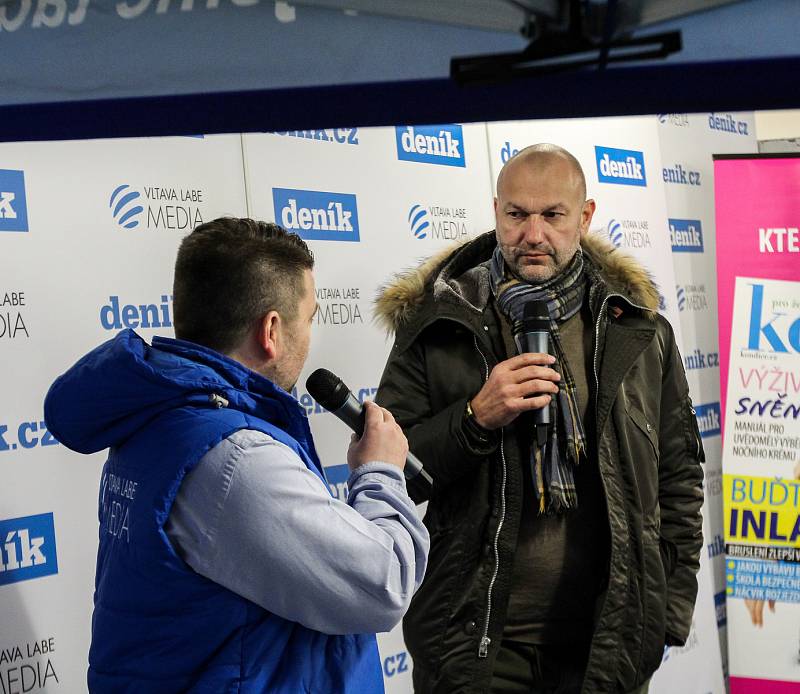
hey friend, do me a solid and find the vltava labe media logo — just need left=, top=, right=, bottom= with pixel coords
left=676, top=284, right=709, bottom=313
left=315, top=285, right=364, bottom=326
left=657, top=113, right=690, bottom=127
left=601, top=217, right=651, bottom=249
left=0, top=289, right=29, bottom=340
left=407, top=203, right=469, bottom=242
left=109, top=183, right=205, bottom=230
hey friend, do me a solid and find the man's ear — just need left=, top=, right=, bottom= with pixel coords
left=256, top=311, right=281, bottom=361
left=580, top=199, right=596, bottom=237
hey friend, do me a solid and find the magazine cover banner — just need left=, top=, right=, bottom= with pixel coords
left=715, top=155, right=800, bottom=692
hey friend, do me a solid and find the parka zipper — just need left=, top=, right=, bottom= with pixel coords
left=591, top=295, right=610, bottom=407
left=479, top=438, right=507, bottom=658
left=472, top=335, right=507, bottom=659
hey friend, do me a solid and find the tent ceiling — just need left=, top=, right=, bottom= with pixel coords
left=291, top=0, right=744, bottom=35
left=0, top=0, right=796, bottom=142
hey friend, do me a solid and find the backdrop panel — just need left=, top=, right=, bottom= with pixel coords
left=657, top=111, right=758, bottom=675
left=0, top=118, right=739, bottom=692
left=241, top=123, right=496, bottom=691
left=0, top=134, right=247, bottom=692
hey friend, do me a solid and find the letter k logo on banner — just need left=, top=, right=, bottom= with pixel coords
left=0, top=192, right=17, bottom=219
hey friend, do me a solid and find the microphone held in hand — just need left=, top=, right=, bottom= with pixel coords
left=513, top=300, right=552, bottom=427
left=306, top=368, right=432, bottom=487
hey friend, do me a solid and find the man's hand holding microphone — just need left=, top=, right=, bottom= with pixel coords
left=469, top=353, right=561, bottom=430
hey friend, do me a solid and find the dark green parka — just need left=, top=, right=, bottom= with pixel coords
left=375, top=231, right=705, bottom=693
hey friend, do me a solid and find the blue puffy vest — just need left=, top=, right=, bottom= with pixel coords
left=45, top=331, right=382, bottom=693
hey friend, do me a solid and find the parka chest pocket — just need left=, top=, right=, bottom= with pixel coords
left=627, top=405, right=660, bottom=516
left=628, top=405, right=659, bottom=464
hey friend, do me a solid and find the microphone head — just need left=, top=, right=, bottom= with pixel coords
left=516, top=300, right=550, bottom=334
left=306, top=368, right=351, bottom=411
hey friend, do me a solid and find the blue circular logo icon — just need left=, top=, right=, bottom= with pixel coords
left=408, top=204, right=429, bottom=240
left=676, top=285, right=687, bottom=311
left=607, top=219, right=623, bottom=247
left=110, top=184, right=143, bottom=229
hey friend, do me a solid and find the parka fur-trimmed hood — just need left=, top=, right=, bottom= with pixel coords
left=375, top=231, right=661, bottom=335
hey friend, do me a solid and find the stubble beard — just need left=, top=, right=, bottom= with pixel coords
left=501, top=243, right=578, bottom=284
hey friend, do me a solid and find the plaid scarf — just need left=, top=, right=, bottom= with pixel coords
left=489, top=246, right=588, bottom=514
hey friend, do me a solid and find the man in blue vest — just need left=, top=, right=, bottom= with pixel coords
left=44, top=217, right=429, bottom=693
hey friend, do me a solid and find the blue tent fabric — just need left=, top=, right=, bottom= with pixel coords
left=1, top=0, right=798, bottom=141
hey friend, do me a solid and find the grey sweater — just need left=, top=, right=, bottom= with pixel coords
left=165, top=428, right=430, bottom=635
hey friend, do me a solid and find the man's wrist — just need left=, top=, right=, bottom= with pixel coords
left=463, top=399, right=495, bottom=444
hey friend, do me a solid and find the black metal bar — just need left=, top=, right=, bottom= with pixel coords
left=450, top=31, right=682, bottom=84
left=1, top=54, right=799, bottom=143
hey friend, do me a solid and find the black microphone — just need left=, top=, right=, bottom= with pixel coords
left=305, top=368, right=433, bottom=487
left=513, top=300, right=552, bottom=428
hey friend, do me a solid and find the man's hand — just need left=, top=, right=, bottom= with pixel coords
left=469, top=353, right=560, bottom=431
left=347, top=401, right=408, bottom=473
left=744, top=599, right=776, bottom=627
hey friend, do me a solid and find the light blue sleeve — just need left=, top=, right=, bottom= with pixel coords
left=164, top=429, right=429, bottom=635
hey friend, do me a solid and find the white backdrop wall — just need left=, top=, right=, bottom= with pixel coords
left=656, top=112, right=758, bottom=679
left=0, top=134, right=249, bottom=693
left=0, top=117, right=744, bottom=693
